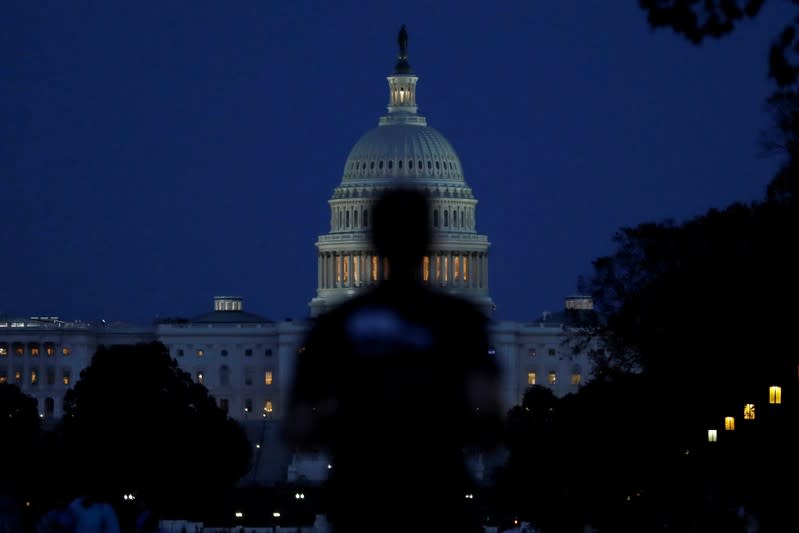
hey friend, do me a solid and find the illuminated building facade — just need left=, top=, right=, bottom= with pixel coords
left=0, top=31, right=594, bottom=485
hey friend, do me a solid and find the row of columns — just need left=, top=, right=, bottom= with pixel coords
left=317, top=251, right=488, bottom=290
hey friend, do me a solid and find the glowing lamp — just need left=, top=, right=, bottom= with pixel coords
left=707, top=429, right=718, bottom=443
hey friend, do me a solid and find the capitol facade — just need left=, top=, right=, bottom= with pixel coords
left=0, top=31, right=594, bottom=485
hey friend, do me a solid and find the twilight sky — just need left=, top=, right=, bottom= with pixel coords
left=1, top=2, right=791, bottom=324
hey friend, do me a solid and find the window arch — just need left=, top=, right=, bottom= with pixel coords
left=354, top=210, right=358, bottom=227
left=346, top=210, right=350, bottom=228
left=433, top=210, right=438, bottom=227
left=444, top=210, right=449, bottom=227
left=363, top=209, right=369, bottom=228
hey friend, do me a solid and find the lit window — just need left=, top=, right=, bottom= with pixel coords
left=45, top=344, right=55, bottom=356
left=548, top=372, right=557, bottom=385
left=14, top=343, right=24, bottom=356
left=14, top=370, right=22, bottom=383
left=371, top=256, right=378, bottom=282
left=353, top=256, right=360, bottom=284
left=264, top=400, right=273, bottom=414
left=197, top=372, right=205, bottom=385
left=264, top=371, right=273, bottom=385
left=708, top=429, right=718, bottom=443
left=527, top=372, right=536, bottom=385
left=30, top=344, right=40, bottom=356
left=744, top=403, right=756, bottom=420
left=571, top=373, right=582, bottom=385
left=196, top=349, right=204, bottom=357
left=423, top=256, right=430, bottom=281
left=454, top=256, right=460, bottom=280
left=0, top=370, right=6, bottom=384
left=63, top=370, right=71, bottom=386
left=724, top=417, right=735, bottom=431
left=31, top=369, right=38, bottom=385
left=462, top=256, right=468, bottom=281
left=62, top=347, right=71, bottom=356
left=0, top=344, right=7, bottom=356
left=769, top=386, right=782, bottom=404
left=244, top=399, right=253, bottom=413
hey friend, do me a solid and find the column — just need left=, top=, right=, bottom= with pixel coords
left=317, top=254, right=323, bottom=290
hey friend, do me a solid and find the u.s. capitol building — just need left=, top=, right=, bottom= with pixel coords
left=0, top=31, right=594, bottom=485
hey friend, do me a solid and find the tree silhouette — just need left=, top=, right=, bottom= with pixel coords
left=640, top=0, right=799, bottom=89
left=60, top=342, right=252, bottom=518
left=0, top=383, right=40, bottom=497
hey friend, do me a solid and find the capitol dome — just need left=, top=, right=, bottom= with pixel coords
left=341, top=124, right=465, bottom=183
left=309, top=26, right=494, bottom=317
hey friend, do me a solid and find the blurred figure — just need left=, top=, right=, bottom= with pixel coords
left=285, top=186, right=503, bottom=533
left=67, top=493, right=120, bottom=533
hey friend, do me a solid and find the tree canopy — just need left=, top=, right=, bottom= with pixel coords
left=640, top=0, right=799, bottom=89
left=0, top=383, right=41, bottom=496
left=60, top=342, right=252, bottom=517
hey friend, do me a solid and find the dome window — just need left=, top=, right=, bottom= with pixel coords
left=417, top=160, right=422, bottom=169
left=435, top=161, right=440, bottom=169
left=427, top=161, right=432, bottom=169
left=444, top=211, right=449, bottom=227
left=388, top=160, right=393, bottom=169
left=379, top=160, right=384, bottom=169
left=408, top=159, right=413, bottom=169
left=354, top=211, right=358, bottom=226
left=398, top=160, right=403, bottom=169
left=370, top=161, right=375, bottom=169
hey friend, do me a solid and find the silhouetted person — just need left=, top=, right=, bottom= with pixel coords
left=285, top=186, right=503, bottom=533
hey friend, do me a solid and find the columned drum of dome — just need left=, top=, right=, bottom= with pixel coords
left=309, top=27, right=495, bottom=317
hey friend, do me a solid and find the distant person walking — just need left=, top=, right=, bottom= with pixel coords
left=285, top=186, right=504, bottom=533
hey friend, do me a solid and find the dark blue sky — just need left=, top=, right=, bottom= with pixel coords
left=1, top=2, right=790, bottom=324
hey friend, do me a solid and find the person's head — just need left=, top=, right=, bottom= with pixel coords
left=370, top=186, right=430, bottom=277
